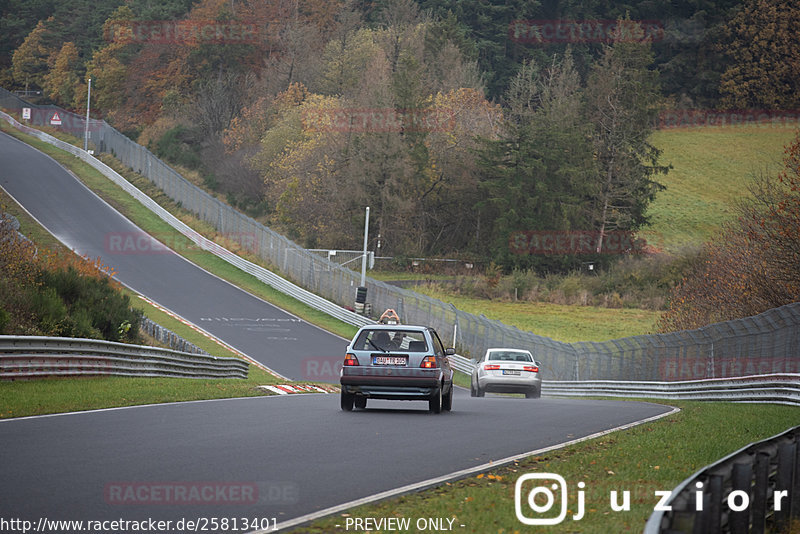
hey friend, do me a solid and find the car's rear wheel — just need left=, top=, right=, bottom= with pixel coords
left=442, top=385, right=453, bottom=411
left=429, top=387, right=442, bottom=413
left=476, top=383, right=485, bottom=397
left=354, top=396, right=367, bottom=409
left=340, top=391, right=354, bottom=411
left=525, top=387, right=541, bottom=399
left=470, top=379, right=477, bottom=397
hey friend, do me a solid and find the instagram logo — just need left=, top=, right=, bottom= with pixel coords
left=515, top=473, right=584, bottom=525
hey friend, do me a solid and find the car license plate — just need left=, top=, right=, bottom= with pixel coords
left=502, top=370, right=521, bottom=375
left=373, top=356, right=407, bottom=366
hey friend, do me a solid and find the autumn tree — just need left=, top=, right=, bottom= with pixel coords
left=719, top=0, right=800, bottom=110
left=659, top=132, right=800, bottom=331
left=42, top=41, right=80, bottom=108
left=319, top=25, right=377, bottom=97
left=11, top=17, right=58, bottom=92
left=80, top=6, right=136, bottom=118
left=424, top=88, right=502, bottom=254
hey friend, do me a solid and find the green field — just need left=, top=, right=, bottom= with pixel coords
left=413, top=286, right=660, bottom=342
left=643, top=125, right=796, bottom=253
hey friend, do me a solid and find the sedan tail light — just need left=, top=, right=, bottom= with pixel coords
left=420, top=356, right=438, bottom=369
left=484, top=364, right=501, bottom=370
left=343, top=353, right=359, bottom=366
left=523, top=365, right=539, bottom=373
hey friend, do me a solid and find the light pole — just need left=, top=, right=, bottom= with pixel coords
left=360, top=206, right=369, bottom=286
left=355, top=206, right=370, bottom=314
left=83, top=78, right=92, bottom=152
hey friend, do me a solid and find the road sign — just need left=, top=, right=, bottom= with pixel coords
left=22, top=108, right=31, bottom=120
left=50, top=112, right=62, bottom=125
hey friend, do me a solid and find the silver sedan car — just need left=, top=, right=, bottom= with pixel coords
left=470, top=348, right=541, bottom=398
left=340, top=325, right=455, bottom=413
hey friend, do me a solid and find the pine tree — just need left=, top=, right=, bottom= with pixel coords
left=584, top=23, right=669, bottom=254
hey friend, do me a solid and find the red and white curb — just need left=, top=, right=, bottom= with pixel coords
left=258, top=384, right=340, bottom=395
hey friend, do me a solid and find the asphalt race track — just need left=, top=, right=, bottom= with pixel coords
left=0, top=131, right=347, bottom=380
left=1, top=394, right=673, bottom=531
left=0, top=131, right=676, bottom=531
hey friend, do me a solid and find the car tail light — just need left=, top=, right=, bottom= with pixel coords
left=343, top=353, right=359, bottom=366
left=420, top=356, right=438, bottom=369
left=484, top=364, right=501, bottom=370
left=524, top=365, right=539, bottom=373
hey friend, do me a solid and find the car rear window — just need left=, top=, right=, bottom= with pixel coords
left=488, top=351, right=532, bottom=362
left=354, top=330, right=428, bottom=352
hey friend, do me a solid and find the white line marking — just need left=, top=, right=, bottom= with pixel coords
left=257, top=405, right=681, bottom=533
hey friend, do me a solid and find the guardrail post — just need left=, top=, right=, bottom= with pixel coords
left=776, top=442, right=796, bottom=530
left=730, top=462, right=752, bottom=534
left=793, top=436, right=800, bottom=523
left=751, top=452, right=770, bottom=534
left=692, top=488, right=711, bottom=534
left=703, top=474, right=723, bottom=533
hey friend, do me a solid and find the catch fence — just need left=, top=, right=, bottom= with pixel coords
left=2, top=87, right=798, bottom=382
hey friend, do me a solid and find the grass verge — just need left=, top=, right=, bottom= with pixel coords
left=0, top=373, right=282, bottom=419
left=297, top=401, right=799, bottom=533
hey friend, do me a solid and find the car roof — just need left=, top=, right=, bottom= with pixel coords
left=486, top=347, right=532, bottom=353
left=359, top=324, right=429, bottom=332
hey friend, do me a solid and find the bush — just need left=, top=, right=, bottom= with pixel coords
left=1, top=211, right=142, bottom=341
left=424, top=251, right=693, bottom=310
left=153, top=126, right=203, bottom=170
left=37, top=266, right=142, bottom=342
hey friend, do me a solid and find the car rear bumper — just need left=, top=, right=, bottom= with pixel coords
left=478, top=376, right=541, bottom=394
left=341, top=368, right=442, bottom=399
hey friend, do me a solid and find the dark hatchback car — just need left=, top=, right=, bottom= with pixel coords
left=339, top=325, right=455, bottom=413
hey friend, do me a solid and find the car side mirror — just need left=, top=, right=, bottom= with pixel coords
left=445, top=348, right=455, bottom=356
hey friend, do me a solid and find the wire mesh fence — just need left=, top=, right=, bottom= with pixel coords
left=2, top=86, right=798, bottom=381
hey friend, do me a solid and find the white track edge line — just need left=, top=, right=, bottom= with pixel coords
left=259, top=405, right=681, bottom=533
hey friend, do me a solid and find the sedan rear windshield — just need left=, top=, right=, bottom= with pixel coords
left=354, top=330, right=428, bottom=352
left=488, top=351, right=532, bottom=362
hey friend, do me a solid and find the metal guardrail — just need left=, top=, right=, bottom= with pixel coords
left=448, top=354, right=476, bottom=375
left=644, top=424, right=800, bottom=533
left=541, top=375, right=800, bottom=406
left=452, top=353, right=800, bottom=405
left=0, top=336, right=249, bottom=379
left=0, top=110, right=375, bottom=331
